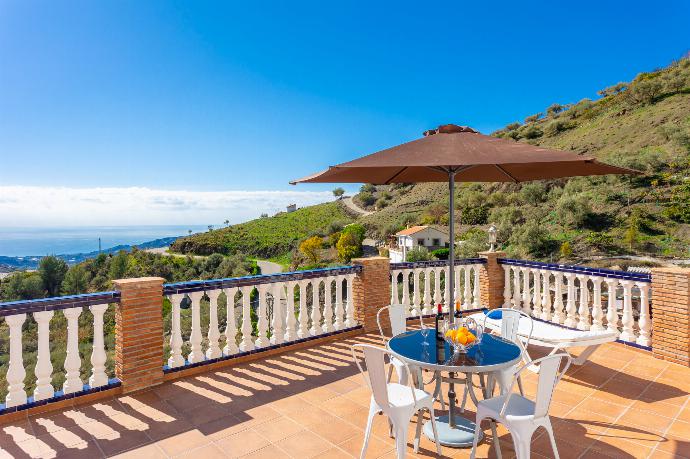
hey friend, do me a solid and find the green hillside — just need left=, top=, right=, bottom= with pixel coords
left=359, top=58, right=690, bottom=262
left=171, top=201, right=353, bottom=260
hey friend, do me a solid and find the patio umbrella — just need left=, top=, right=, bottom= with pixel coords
left=291, top=123, right=639, bottom=317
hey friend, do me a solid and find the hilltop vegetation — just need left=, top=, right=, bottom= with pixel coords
left=171, top=202, right=353, bottom=261
left=360, top=57, right=690, bottom=261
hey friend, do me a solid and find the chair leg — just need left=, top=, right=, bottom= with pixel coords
left=511, top=431, right=530, bottom=459
left=361, top=400, right=377, bottom=459
left=387, top=363, right=394, bottom=383
left=490, top=420, right=502, bottom=459
left=394, top=425, right=407, bottom=459
left=433, top=374, right=446, bottom=411
left=470, top=416, right=483, bottom=459
left=544, top=419, right=560, bottom=459
left=413, top=411, right=423, bottom=453
left=517, top=374, right=524, bottom=396
left=429, top=406, right=442, bottom=457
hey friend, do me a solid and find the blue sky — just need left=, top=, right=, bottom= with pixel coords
left=0, top=1, right=688, bottom=225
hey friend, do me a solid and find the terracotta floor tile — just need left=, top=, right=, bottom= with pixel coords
left=240, top=444, right=292, bottom=459
left=256, top=416, right=305, bottom=443
left=215, top=428, right=270, bottom=457
left=656, top=437, right=690, bottom=458
left=95, top=427, right=152, bottom=457
left=588, top=435, right=653, bottom=458
left=111, top=443, right=167, bottom=459
left=307, top=416, right=360, bottom=444
left=155, top=428, right=211, bottom=457
left=617, top=407, right=674, bottom=434
left=274, top=430, right=333, bottom=458
left=311, top=446, right=356, bottom=458
left=338, top=433, right=394, bottom=458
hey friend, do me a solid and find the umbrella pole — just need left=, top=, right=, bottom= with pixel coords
left=448, top=169, right=455, bottom=326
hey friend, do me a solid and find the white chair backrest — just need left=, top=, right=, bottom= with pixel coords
left=484, top=307, right=533, bottom=348
left=377, top=305, right=424, bottom=342
left=533, top=354, right=571, bottom=418
left=351, top=344, right=391, bottom=410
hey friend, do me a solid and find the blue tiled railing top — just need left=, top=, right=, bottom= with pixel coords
left=0, top=291, right=121, bottom=318
left=497, top=258, right=651, bottom=282
left=163, top=265, right=362, bottom=295
left=390, top=258, right=487, bottom=270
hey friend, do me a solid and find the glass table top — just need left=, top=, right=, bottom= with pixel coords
left=387, top=329, right=522, bottom=372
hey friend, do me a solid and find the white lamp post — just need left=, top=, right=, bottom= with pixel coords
left=488, top=224, right=497, bottom=252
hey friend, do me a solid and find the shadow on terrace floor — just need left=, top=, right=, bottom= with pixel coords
left=0, top=333, right=689, bottom=458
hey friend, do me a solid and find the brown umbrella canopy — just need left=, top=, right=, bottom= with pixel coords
left=290, top=124, right=639, bottom=184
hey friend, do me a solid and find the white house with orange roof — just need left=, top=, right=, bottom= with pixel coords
left=389, top=225, right=449, bottom=262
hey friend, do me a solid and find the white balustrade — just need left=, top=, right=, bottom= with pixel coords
left=2, top=300, right=113, bottom=409
left=168, top=294, right=185, bottom=367
left=223, top=287, right=239, bottom=355
left=499, top=261, right=652, bottom=345
left=309, top=280, right=323, bottom=336
left=400, top=270, right=411, bottom=316
left=422, top=268, right=432, bottom=315
left=334, top=277, right=344, bottom=330
left=285, top=282, right=298, bottom=340
left=188, top=291, right=204, bottom=363
left=322, top=280, right=334, bottom=334
left=412, top=270, right=421, bottom=316
left=240, top=286, right=255, bottom=351
left=256, top=284, right=270, bottom=347
left=344, top=273, right=356, bottom=327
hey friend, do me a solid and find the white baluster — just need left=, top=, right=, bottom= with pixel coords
left=619, top=280, right=635, bottom=342
left=89, top=303, right=109, bottom=388
left=63, top=307, right=84, bottom=393
left=256, top=285, right=270, bottom=347
left=605, top=279, right=620, bottom=334
left=412, top=269, right=421, bottom=317
left=344, top=274, right=356, bottom=327
left=576, top=275, right=591, bottom=330
left=590, top=278, right=605, bottom=331
left=271, top=282, right=286, bottom=344
left=422, top=268, right=432, bottom=315
left=443, top=266, right=450, bottom=312
left=473, top=265, right=481, bottom=308
left=454, top=265, right=461, bottom=305
left=521, top=267, right=531, bottom=315
left=206, top=290, right=222, bottom=359
left=512, top=266, right=522, bottom=310
left=564, top=272, right=577, bottom=327
left=391, top=270, right=400, bottom=305
left=33, top=310, right=54, bottom=401
left=310, top=280, right=323, bottom=336
left=433, top=268, right=442, bottom=308
left=541, top=270, right=552, bottom=321
left=636, top=282, right=651, bottom=347
left=503, top=265, right=512, bottom=308
left=223, top=287, right=239, bottom=355
left=167, top=294, right=185, bottom=367
left=284, top=282, right=298, bottom=340
left=297, top=280, right=309, bottom=338
left=532, top=268, right=542, bottom=318
left=323, top=279, right=335, bottom=333
left=334, top=276, right=344, bottom=330
left=552, top=272, right=565, bottom=324
left=5, top=313, right=27, bottom=407
left=463, top=265, right=472, bottom=309
left=401, top=270, right=411, bottom=316
left=188, top=291, right=204, bottom=363
left=239, top=286, right=255, bottom=351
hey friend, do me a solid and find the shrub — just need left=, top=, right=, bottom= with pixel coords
left=299, top=236, right=323, bottom=264
left=556, top=194, right=592, bottom=227
left=522, top=126, right=543, bottom=139
left=509, top=221, right=554, bottom=257
left=585, top=232, right=615, bottom=251
left=559, top=241, right=573, bottom=259
left=332, top=187, right=345, bottom=198
left=524, top=113, right=541, bottom=124
left=375, top=197, right=388, bottom=209
left=360, top=183, right=376, bottom=193
left=406, top=246, right=434, bottom=262
left=457, top=228, right=489, bottom=258
left=506, top=122, right=521, bottom=131
left=628, top=79, right=663, bottom=105
left=546, top=103, right=564, bottom=116
left=430, top=248, right=449, bottom=260
left=544, top=119, right=575, bottom=136
left=461, top=206, right=489, bottom=225
left=358, top=192, right=376, bottom=207
left=520, top=183, right=547, bottom=205
left=336, top=232, right=362, bottom=262
left=342, top=223, right=366, bottom=243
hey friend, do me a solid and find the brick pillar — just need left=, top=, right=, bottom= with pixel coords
left=651, top=268, right=690, bottom=366
left=351, top=256, right=391, bottom=332
left=113, top=277, right=166, bottom=392
left=478, top=251, right=506, bottom=310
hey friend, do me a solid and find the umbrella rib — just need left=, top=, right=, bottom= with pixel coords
left=494, top=164, right=519, bottom=183
left=384, top=167, right=408, bottom=184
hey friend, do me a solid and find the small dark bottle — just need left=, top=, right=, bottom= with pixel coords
left=434, top=303, right=444, bottom=340
left=454, top=300, right=463, bottom=321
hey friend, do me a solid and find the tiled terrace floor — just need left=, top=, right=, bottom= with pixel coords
left=1, top=333, right=690, bottom=459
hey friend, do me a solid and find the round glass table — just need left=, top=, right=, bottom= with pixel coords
left=387, top=329, right=521, bottom=448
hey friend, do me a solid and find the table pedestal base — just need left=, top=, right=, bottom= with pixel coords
left=423, top=414, right=483, bottom=448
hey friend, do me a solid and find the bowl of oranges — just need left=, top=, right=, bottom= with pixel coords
left=443, top=319, right=483, bottom=353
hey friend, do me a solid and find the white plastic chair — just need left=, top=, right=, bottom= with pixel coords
left=377, top=305, right=424, bottom=386
left=470, top=353, right=572, bottom=459
left=351, top=343, right=442, bottom=459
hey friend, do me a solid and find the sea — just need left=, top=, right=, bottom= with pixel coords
left=0, top=225, right=209, bottom=257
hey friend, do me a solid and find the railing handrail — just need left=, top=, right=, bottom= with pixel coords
left=163, top=265, right=362, bottom=295
left=0, top=291, right=121, bottom=317
left=390, top=258, right=487, bottom=270
left=497, top=258, right=651, bottom=283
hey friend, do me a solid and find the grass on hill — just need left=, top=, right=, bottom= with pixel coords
left=171, top=202, right=353, bottom=260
